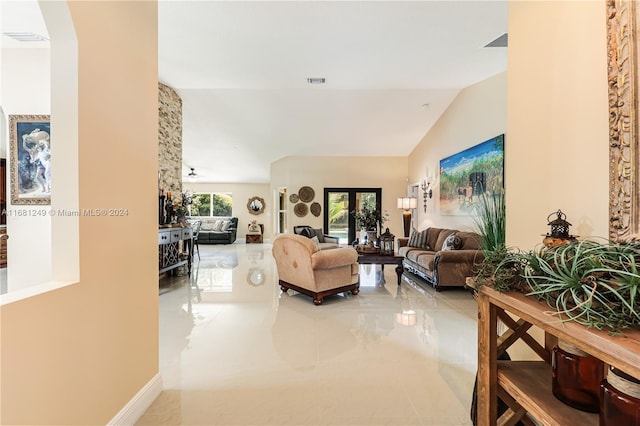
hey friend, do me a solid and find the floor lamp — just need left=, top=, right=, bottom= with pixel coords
left=397, top=197, right=418, bottom=237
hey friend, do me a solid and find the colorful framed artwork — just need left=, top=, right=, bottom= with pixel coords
left=439, top=134, right=504, bottom=216
left=9, top=115, right=51, bottom=205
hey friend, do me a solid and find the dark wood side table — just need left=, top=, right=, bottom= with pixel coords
left=357, top=252, right=404, bottom=285
left=246, top=223, right=264, bottom=243
left=246, top=233, right=263, bottom=244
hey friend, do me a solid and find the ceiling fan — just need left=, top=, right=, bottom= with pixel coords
left=188, top=167, right=197, bottom=177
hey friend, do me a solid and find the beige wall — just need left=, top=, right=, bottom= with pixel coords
left=183, top=182, right=272, bottom=239
left=408, top=73, right=507, bottom=232
left=0, top=2, right=159, bottom=424
left=505, top=0, right=608, bottom=361
left=270, top=156, right=409, bottom=241
left=506, top=0, right=609, bottom=248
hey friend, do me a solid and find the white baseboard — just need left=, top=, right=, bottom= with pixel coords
left=107, top=373, right=162, bottom=425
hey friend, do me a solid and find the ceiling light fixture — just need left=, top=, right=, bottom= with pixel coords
left=307, top=77, right=326, bottom=84
left=188, top=167, right=197, bottom=177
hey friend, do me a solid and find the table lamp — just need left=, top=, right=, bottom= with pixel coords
left=397, top=197, right=417, bottom=237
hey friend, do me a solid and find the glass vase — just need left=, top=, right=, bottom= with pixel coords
left=600, top=367, right=640, bottom=426
left=551, top=340, right=604, bottom=413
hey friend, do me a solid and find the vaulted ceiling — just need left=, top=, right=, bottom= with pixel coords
left=3, top=1, right=508, bottom=183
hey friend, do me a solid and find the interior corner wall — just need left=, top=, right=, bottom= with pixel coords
left=0, top=2, right=159, bottom=424
left=183, top=182, right=272, bottom=239
left=506, top=0, right=608, bottom=249
left=408, top=72, right=507, bottom=232
left=159, top=82, right=182, bottom=197
left=0, top=47, right=53, bottom=289
left=270, top=156, right=409, bottom=241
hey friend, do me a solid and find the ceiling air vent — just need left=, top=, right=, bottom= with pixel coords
left=307, top=78, right=326, bottom=84
left=3, top=32, right=49, bottom=42
left=484, top=33, right=508, bottom=48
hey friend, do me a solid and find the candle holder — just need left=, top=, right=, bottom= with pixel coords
left=421, top=179, right=433, bottom=213
left=165, top=200, right=174, bottom=225
left=159, top=195, right=166, bottom=225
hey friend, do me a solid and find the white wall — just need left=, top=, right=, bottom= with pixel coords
left=0, top=48, right=53, bottom=289
left=408, top=72, right=507, bottom=232
left=183, top=182, right=272, bottom=239
left=270, top=156, right=409, bottom=241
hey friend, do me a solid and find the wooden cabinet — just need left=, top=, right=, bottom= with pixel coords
left=246, top=233, right=263, bottom=244
left=477, top=286, right=640, bottom=426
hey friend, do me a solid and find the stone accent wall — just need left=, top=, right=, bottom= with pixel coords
left=158, top=83, right=182, bottom=198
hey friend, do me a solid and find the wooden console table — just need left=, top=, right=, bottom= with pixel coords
left=159, top=226, right=193, bottom=277
left=477, top=286, right=640, bottom=426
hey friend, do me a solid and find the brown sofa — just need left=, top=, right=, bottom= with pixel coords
left=272, top=234, right=359, bottom=305
left=398, top=227, right=483, bottom=290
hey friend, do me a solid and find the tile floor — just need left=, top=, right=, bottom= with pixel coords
left=137, top=242, right=479, bottom=425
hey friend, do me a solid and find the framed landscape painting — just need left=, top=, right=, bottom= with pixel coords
left=9, top=115, right=51, bottom=205
left=439, top=134, right=504, bottom=216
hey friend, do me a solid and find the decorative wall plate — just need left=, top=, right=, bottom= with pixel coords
left=294, top=202, right=308, bottom=217
left=299, top=186, right=315, bottom=202
left=289, top=193, right=299, bottom=203
left=310, top=202, right=321, bottom=217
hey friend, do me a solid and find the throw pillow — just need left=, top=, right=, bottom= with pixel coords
left=419, top=229, right=431, bottom=250
left=201, top=221, right=214, bottom=231
left=310, top=236, right=321, bottom=251
left=313, top=229, right=325, bottom=243
left=212, top=219, right=223, bottom=231
left=442, top=233, right=462, bottom=251
left=408, top=229, right=420, bottom=247
left=409, top=229, right=429, bottom=249
left=299, top=227, right=315, bottom=239
left=221, top=220, right=232, bottom=231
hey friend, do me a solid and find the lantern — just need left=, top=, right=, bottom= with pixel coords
left=380, top=228, right=395, bottom=256
left=543, top=209, right=577, bottom=247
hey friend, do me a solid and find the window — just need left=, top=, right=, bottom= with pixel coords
left=189, top=192, right=233, bottom=217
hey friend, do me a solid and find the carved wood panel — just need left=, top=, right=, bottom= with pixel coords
left=607, top=0, right=640, bottom=241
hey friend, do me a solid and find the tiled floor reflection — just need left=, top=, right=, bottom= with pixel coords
left=138, top=243, right=478, bottom=425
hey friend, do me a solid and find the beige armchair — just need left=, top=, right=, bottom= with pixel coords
left=272, top=234, right=360, bottom=305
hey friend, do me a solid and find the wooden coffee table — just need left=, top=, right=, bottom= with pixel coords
left=357, top=252, right=404, bottom=285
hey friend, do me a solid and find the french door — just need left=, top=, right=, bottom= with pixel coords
left=323, top=188, right=382, bottom=244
